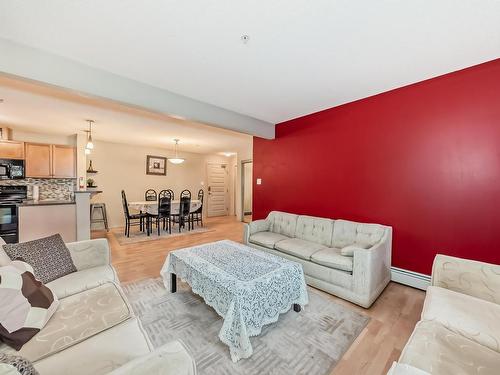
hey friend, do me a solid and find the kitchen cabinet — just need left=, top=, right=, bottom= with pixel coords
left=0, top=140, right=24, bottom=159
left=25, top=143, right=76, bottom=178
left=52, top=145, right=76, bottom=178
left=25, top=143, right=52, bottom=178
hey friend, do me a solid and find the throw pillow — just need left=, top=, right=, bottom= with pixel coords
left=340, top=243, right=370, bottom=257
left=0, top=353, right=39, bottom=375
left=0, top=261, right=59, bottom=350
left=2, top=234, right=76, bottom=283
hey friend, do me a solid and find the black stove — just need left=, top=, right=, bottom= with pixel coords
left=0, top=185, right=27, bottom=243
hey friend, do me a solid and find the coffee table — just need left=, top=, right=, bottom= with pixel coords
left=160, top=240, right=308, bottom=362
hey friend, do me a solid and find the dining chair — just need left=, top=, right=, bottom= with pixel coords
left=149, top=193, right=172, bottom=235
left=121, top=190, right=147, bottom=237
left=145, top=189, right=157, bottom=201
left=178, top=196, right=192, bottom=232
left=180, top=189, right=191, bottom=199
left=166, top=189, right=175, bottom=200
left=191, top=189, right=204, bottom=227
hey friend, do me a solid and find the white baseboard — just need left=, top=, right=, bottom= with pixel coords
left=391, top=267, right=431, bottom=290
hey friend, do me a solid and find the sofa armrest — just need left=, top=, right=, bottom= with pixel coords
left=243, top=219, right=270, bottom=244
left=107, top=340, right=196, bottom=375
left=431, top=254, right=500, bottom=304
left=352, top=226, right=392, bottom=307
left=66, top=238, right=111, bottom=271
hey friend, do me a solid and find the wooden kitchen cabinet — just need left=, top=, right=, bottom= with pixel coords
left=25, top=142, right=76, bottom=178
left=25, top=143, right=52, bottom=177
left=0, top=140, right=25, bottom=159
left=52, top=145, right=76, bottom=178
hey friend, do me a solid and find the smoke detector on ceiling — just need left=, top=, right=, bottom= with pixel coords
left=241, top=35, right=250, bottom=44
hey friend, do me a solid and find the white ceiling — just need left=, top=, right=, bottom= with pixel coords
left=0, top=1, right=499, bottom=124
left=0, top=76, right=252, bottom=154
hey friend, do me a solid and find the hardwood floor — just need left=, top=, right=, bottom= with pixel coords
left=92, top=215, right=425, bottom=375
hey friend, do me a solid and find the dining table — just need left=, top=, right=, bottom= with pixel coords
left=128, top=199, right=202, bottom=216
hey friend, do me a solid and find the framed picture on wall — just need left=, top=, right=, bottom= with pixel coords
left=146, top=155, right=167, bottom=176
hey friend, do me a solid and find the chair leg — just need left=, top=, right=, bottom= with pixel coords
left=157, top=217, right=160, bottom=236
left=102, top=206, right=109, bottom=232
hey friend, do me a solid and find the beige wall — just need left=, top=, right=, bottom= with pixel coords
left=88, top=140, right=240, bottom=228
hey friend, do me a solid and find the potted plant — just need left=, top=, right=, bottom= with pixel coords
left=86, top=178, right=96, bottom=188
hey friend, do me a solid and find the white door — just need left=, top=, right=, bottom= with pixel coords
left=207, top=163, right=229, bottom=217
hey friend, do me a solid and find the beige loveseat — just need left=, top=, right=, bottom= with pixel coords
left=0, top=238, right=196, bottom=375
left=389, top=255, right=500, bottom=375
left=244, top=211, right=392, bottom=308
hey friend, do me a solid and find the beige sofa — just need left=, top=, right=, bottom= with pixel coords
left=244, top=211, right=392, bottom=308
left=390, top=254, right=500, bottom=375
left=0, top=238, right=196, bottom=375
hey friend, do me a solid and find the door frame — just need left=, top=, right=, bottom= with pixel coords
left=206, top=162, right=230, bottom=217
left=240, top=159, right=252, bottom=222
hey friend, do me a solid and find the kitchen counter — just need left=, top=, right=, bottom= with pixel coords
left=19, top=199, right=75, bottom=206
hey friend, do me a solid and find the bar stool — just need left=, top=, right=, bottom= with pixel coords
left=90, top=203, right=109, bottom=231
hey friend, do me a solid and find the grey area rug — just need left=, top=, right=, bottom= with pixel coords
left=122, top=278, right=369, bottom=375
left=112, top=226, right=214, bottom=245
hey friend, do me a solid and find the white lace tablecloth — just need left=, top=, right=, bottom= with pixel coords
left=128, top=199, right=201, bottom=215
left=160, top=240, right=309, bottom=362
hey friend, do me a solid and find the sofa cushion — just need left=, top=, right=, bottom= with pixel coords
left=275, top=238, right=326, bottom=260
left=248, top=232, right=289, bottom=249
left=6, top=282, right=132, bottom=363
left=2, top=234, right=77, bottom=284
left=310, top=248, right=353, bottom=272
left=32, top=318, right=152, bottom=375
left=399, top=320, right=500, bottom=375
left=46, top=265, right=118, bottom=299
left=422, top=286, right=500, bottom=353
left=0, top=261, right=59, bottom=351
left=268, top=211, right=298, bottom=237
left=294, top=216, right=334, bottom=247
left=332, top=219, right=385, bottom=248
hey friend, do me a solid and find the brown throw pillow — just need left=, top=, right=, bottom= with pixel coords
left=0, top=261, right=59, bottom=351
left=2, top=234, right=76, bottom=283
left=0, top=352, right=39, bottom=375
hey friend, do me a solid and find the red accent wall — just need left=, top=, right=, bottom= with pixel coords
left=253, top=59, right=500, bottom=275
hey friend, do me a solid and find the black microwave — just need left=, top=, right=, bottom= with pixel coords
left=0, top=159, right=25, bottom=180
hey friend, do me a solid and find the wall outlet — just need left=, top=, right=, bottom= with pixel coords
left=256, top=178, right=262, bottom=185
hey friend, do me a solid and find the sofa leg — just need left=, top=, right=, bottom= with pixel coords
left=293, top=304, right=301, bottom=313
left=170, top=273, right=177, bottom=293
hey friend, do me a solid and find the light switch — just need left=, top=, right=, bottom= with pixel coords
left=256, top=178, right=262, bottom=185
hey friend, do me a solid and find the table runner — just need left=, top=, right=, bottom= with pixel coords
left=161, top=240, right=308, bottom=362
left=128, top=199, right=201, bottom=215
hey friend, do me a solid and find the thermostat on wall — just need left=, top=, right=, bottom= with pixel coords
left=256, top=178, right=262, bottom=185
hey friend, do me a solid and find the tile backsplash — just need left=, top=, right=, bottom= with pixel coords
left=0, top=178, right=76, bottom=200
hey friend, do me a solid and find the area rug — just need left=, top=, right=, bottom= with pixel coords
left=122, top=278, right=369, bottom=375
left=112, top=226, right=214, bottom=245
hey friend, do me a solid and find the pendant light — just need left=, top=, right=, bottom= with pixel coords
left=168, top=139, right=185, bottom=164
left=85, top=120, right=94, bottom=150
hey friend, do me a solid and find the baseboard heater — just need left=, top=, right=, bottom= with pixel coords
left=391, top=267, right=431, bottom=290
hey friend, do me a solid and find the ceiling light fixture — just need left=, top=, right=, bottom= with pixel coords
left=85, top=120, right=95, bottom=151
left=168, top=139, right=185, bottom=164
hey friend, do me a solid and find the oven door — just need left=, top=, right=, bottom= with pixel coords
left=0, top=204, right=18, bottom=243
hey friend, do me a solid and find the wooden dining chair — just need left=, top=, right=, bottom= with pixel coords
left=145, top=189, right=157, bottom=201
left=178, top=196, right=192, bottom=232
left=149, top=192, right=172, bottom=235
left=166, top=189, right=175, bottom=200
left=121, top=190, right=147, bottom=237
left=192, top=189, right=204, bottom=227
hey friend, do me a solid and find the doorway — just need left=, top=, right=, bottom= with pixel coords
left=206, top=162, right=229, bottom=217
left=241, top=160, right=252, bottom=223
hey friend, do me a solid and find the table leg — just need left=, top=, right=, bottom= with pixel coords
left=293, top=304, right=301, bottom=313
left=170, top=273, right=177, bottom=293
